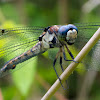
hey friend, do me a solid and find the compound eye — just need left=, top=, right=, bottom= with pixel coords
left=58, top=24, right=78, bottom=42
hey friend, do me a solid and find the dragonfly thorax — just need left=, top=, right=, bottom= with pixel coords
left=42, top=32, right=53, bottom=48
left=40, top=25, right=61, bottom=49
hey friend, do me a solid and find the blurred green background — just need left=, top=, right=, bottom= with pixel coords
left=0, top=0, right=100, bottom=100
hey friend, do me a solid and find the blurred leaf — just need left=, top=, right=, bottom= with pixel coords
left=2, top=21, right=16, bottom=28
left=0, top=3, right=19, bottom=23
left=12, top=58, right=37, bottom=96
left=2, top=86, right=16, bottom=100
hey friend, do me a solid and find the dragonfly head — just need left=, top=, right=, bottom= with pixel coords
left=58, top=24, right=78, bottom=45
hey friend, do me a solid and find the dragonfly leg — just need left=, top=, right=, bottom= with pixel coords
left=65, top=44, right=74, bottom=59
left=62, top=47, right=73, bottom=61
left=63, top=45, right=78, bottom=63
left=53, top=50, right=66, bottom=90
left=60, top=56, right=64, bottom=72
left=60, top=53, right=69, bottom=89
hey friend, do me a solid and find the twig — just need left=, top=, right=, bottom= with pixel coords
left=0, top=88, right=3, bottom=100
left=41, top=28, right=100, bottom=100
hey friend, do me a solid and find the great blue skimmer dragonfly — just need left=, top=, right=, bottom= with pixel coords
left=0, top=23, right=100, bottom=88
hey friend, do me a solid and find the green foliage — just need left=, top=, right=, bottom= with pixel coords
left=0, top=0, right=100, bottom=100
left=12, top=57, right=37, bottom=97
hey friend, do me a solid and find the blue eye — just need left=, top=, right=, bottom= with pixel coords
left=67, top=24, right=78, bottom=32
left=58, top=24, right=78, bottom=35
left=58, top=24, right=78, bottom=43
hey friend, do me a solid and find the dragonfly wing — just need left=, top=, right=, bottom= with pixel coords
left=71, top=23, right=100, bottom=71
left=0, top=26, right=45, bottom=77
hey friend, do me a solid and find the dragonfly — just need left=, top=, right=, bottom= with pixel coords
left=0, top=23, right=100, bottom=88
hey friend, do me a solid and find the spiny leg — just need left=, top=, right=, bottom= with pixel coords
left=63, top=45, right=78, bottom=63
left=59, top=49, right=65, bottom=72
left=60, top=51, right=69, bottom=89
left=62, top=46, right=73, bottom=61
left=65, top=44, right=74, bottom=59
left=60, top=56, right=64, bottom=72
left=53, top=49, right=66, bottom=90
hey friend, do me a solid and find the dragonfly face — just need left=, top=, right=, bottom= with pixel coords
left=58, top=24, right=78, bottom=45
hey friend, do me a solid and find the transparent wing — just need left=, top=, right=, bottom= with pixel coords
left=74, top=22, right=100, bottom=50
left=0, top=26, right=45, bottom=77
left=71, top=23, right=100, bottom=71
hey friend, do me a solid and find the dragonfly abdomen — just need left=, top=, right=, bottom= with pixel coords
left=0, top=42, right=46, bottom=72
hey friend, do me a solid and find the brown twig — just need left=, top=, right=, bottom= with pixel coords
left=0, top=88, right=3, bottom=100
